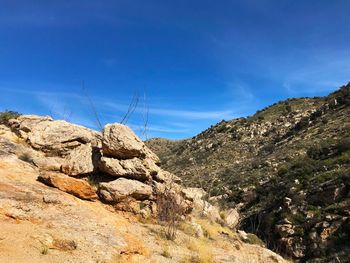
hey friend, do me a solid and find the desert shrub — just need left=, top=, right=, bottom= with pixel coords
left=287, top=158, right=318, bottom=181
left=307, top=139, right=350, bottom=160
left=18, top=152, right=34, bottom=163
left=156, top=179, right=186, bottom=240
left=185, top=238, right=215, bottom=263
left=285, top=104, right=292, bottom=113
left=321, top=118, right=328, bottom=124
left=216, top=124, right=228, bottom=133
left=0, top=110, right=20, bottom=125
left=251, top=159, right=261, bottom=169
left=161, top=245, right=171, bottom=258
left=52, top=238, right=77, bottom=251
left=307, top=144, right=329, bottom=160
left=289, top=118, right=309, bottom=134
left=336, top=138, right=350, bottom=153
left=196, top=218, right=234, bottom=240
left=87, top=174, right=100, bottom=187
left=259, top=143, right=275, bottom=155
left=245, top=233, right=265, bottom=247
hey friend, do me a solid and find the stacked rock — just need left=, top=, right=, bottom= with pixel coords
left=9, top=115, right=189, bottom=216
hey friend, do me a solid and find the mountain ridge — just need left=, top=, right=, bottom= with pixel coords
left=146, top=82, right=350, bottom=262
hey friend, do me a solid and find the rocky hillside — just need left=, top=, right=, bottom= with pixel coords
left=146, top=83, right=350, bottom=262
left=0, top=114, right=286, bottom=263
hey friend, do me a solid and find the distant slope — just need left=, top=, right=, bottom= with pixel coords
left=146, top=83, right=350, bottom=262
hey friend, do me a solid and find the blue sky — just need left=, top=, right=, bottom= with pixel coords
left=1, top=0, right=350, bottom=139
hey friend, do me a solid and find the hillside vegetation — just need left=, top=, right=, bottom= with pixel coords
left=146, top=83, right=350, bottom=262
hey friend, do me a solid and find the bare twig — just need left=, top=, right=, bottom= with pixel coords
left=156, top=175, right=186, bottom=240
left=121, top=91, right=139, bottom=125
left=81, top=80, right=103, bottom=130
left=141, top=92, right=149, bottom=140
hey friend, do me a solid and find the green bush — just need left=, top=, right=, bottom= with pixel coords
left=259, top=143, right=275, bottom=155
left=245, top=233, right=265, bottom=247
left=307, top=139, right=350, bottom=160
left=0, top=110, right=20, bottom=125
left=285, top=104, right=292, bottom=113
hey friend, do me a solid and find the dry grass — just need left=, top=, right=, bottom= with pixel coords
left=178, top=221, right=197, bottom=236
left=160, top=244, right=171, bottom=258
left=13, top=135, right=27, bottom=146
left=40, top=245, right=49, bottom=255
left=185, top=237, right=215, bottom=263
left=196, top=218, right=234, bottom=240
left=219, top=210, right=227, bottom=220
left=136, top=214, right=157, bottom=225
left=52, top=238, right=77, bottom=251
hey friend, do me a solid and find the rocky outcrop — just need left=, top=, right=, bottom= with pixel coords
left=0, top=150, right=287, bottom=263
left=7, top=115, right=193, bottom=219
left=98, top=178, right=153, bottom=203
left=38, top=172, right=97, bottom=200
left=9, top=115, right=101, bottom=156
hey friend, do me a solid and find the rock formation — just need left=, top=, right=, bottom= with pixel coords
left=0, top=115, right=288, bottom=262
left=6, top=115, right=190, bottom=217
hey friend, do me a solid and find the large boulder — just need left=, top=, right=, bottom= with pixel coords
left=98, top=157, right=156, bottom=181
left=224, top=208, right=240, bottom=229
left=10, top=115, right=101, bottom=156
left=32, top=156, right=63, bottom=172
left=38, top=172, right=97, bottom=200
left=181, top=187, right=206, bottom=201
left=102, top=123, right=159, bottom=164
left=98, top=178, right=152, bottom=203
left=61, top=144, right=99, bottom=176
left=181, top=187, right=221, bottom=222
left=102, top=124, right=145, bottom=159
left=152, top=170, right=181, bottom=183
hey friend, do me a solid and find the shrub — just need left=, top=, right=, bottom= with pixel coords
left=307, top=139, right=350, bottom=160
left=336, top=138, right=350, bottom=153
left=196, top=218, right=234, bottom=240
left=0, top=110, right=20, bottom=125
left=156, top=178, right=186, bottom=240
left=294, top=118, right=309, bottom=131
left=259, top=143, right=275, bottom=155
left=18, top=152, right=34, bottom=163
left=161, top=245, right=171, bottom=258
left=185, top=238, right=215, bottom=263
left=245, top=233, right=265, bottom=247
left=285, top=105, right=292, bottom=113
left=40, top=246, right=49, bottom=255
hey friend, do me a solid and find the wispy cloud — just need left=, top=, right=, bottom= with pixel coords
left=150, top=108, right=235, bottom=120
left=0, top=82, right=240, bottom=138
left=283, top=50, right=350, bottom=95
left=104, top=101, right=236, bottom=120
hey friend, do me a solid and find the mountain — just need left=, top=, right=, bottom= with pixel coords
left=146, top=83, right=350, bottom=262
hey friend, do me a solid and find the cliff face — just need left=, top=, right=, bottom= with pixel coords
left=146, top=83, right=350, bottom=262
left=0, top=115, right=286, bottom=263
